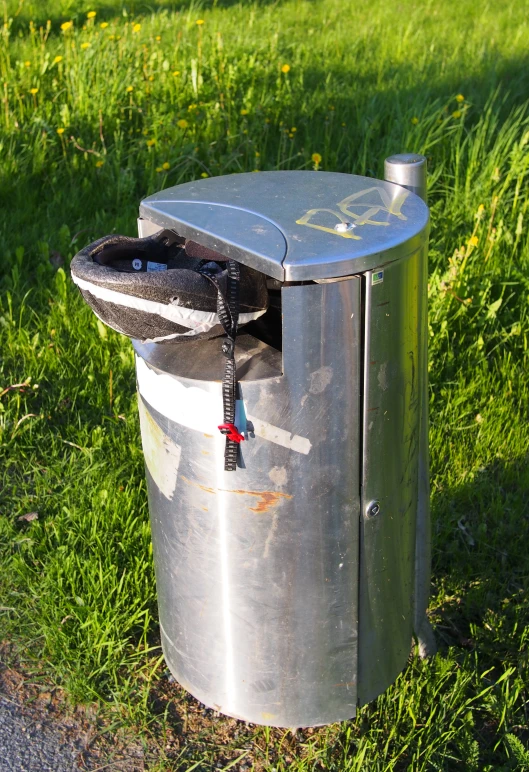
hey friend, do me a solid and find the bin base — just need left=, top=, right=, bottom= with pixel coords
left=160, top=629, right=357, bottom=729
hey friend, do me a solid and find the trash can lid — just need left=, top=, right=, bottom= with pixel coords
left=140, top=171, right=429, bottom=281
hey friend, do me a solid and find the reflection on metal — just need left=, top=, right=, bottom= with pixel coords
left=135, top=167, right=433, bottom=726
left=135, top=279, right=362, bottom=727
left=296, top=186, right=409, bottom=240
left=384, top=154, right=436, bottom=658
left=384, top=154, right=428, bottom=204
left=359, top=249, right=426, bottom=705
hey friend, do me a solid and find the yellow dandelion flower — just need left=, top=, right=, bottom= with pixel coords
left=53, top=55, right=63, bottom=64
left=252, top=169, right=260, bottom=173
left=281, top=64, right=290, bottom=73
left=187, top=103, right=197, bottom=111
left=162, top=162, right=170, bottom=170
left=146, top=138, right=156, bottom=147
left=29, top=87, right=38, bottom=95
left=156, top=35, right=161, bottom=41
left=133, top=23, right=141, bottom=33
left=255, top=151, right=260, bottom=157
left=149, top=75, right=154, bottom=81
left=196, top=19, right=205, bottom=25
left=311, top=152, right=322, bottom=164
left=289, top=133, right=294, bottom=138
left=201, top=172, right=209, bottom=178
left=60, top=20, right=73, bottom=31
left=126, top=85, right=133, bottom=92
left=452, top=110, right=462, bottom=119
left=156, top=166, right=163, bottom=173
left=100, top=22, right=109, bottom=29
left=240, top=109, right=248, bottom=115
left=172, top=70, right=180, bottom=76
left=80, top=42, right=90, bottom=49
left=291, top=127, right=297, bottom=132
left=177, top=119, right=188, bottom=129
left=57, top=127, right=65, bottom=135
left=95, top=159, right=104, bottom=168
left=87, top=11, right=96, bottom=18
left=411, top=116, right=419, bottom=125
left=456, top=94, right=465, bottom=103
left=24, top=60, right=31, bottom=67
left=476, top=204, right=485, bottom=218
left=109, top=34, right=115, bottom=40
left=468, top=235, right=479, bottom=247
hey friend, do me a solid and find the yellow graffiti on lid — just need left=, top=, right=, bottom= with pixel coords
left=296, top=185, right=409, bottom=240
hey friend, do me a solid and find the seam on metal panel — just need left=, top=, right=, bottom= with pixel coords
left=357, top=271, right=371, bottom=706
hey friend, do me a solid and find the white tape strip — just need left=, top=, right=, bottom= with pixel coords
left=135, top=357, right=311, bottom=455
left=72, top=274, right=265, bottom=332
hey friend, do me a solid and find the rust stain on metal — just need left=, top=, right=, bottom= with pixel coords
left=181, top=476, right=292, bottom=511
left=368, top=406, right=380, bottom=412
left=181, top=475, right=216, bottom=494
left=220, top=488, right=292, bottom=513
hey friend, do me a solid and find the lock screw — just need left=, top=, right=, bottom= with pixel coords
left=334, top=222, right=355, bottom=233
left=366, top=500, right=381, bottom=519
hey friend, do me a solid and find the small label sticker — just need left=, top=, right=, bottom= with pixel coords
left=372, top=270, right=384, bottom=285
left=147, top=261, right=168, bottom=272
left=132, top=258, right=142, bottom=271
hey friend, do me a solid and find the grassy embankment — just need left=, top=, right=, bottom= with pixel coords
left=1, top=0, right=529, bottom=768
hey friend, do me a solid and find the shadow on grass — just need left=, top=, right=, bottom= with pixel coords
left=1, top=51, right=528, bottom=269
left=7, top=0, right=294, bottom=33
left=430, top=452, right=529, bottom=665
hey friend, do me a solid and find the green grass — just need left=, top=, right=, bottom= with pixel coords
left=1, top=0, right=529, bottom=769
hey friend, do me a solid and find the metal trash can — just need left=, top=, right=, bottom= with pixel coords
left=133, top=157, right=434, bottom=727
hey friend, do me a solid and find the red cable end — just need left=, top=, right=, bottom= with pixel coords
left=218, top=423, right=245, bottom=443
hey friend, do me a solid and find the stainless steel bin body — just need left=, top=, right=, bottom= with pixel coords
left=133, top=171, right=430, bottom=726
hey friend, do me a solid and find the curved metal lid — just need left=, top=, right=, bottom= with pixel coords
left=140, top=171, right=429, bottom=281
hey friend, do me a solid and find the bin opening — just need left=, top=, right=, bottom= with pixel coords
left=244, top=280, right=282, bottom=352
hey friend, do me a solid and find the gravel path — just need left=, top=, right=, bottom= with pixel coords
left=0, top=695, right=81, bottom=772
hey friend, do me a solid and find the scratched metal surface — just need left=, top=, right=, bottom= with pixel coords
left=358, top=246, right=426, bottom=705
left=139, top=171, right=429, bottom=281
left=135, top=280, right=362, bottom=727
